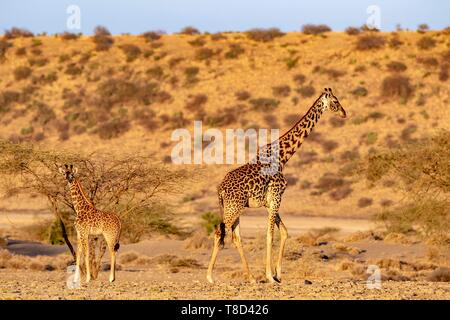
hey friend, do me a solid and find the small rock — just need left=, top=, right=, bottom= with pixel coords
left=304, top=280, right=313, bottom=285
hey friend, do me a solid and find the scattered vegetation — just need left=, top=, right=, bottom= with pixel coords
left=417, top=36, right=436, bottom=50
left=386, top=61, right=407, bottom=72
left=381, top=75, right=414, bottom=101
left=13, top=66, right=32, bottom=81
left=4, top=27, right=34, bottom=39
left=302, top=24, right=331, bottom=35
left=93, top=26, right=114, bottom=51
left=180, top=26, right=200, bottom=35
left=120, top=44, right=141, bottom=62
left=249, top=97, right=280, bottom=111
left=246, top=28, right=285, bottom=42
left=356, top=34, right=385, bottom=50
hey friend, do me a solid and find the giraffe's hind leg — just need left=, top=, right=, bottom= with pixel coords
left=206, top=225, right=223, bottom=284
left=231, top=219, right=255, bottom=283
left=104, top=233, right=119, bottom=283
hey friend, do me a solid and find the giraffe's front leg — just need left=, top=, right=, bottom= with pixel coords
left=266, top=215, right=279, bottom=283
left=84, top=238, right=91, bottom=283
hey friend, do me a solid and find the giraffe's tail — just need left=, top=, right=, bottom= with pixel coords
left=218, top=222, right=226, bottom=248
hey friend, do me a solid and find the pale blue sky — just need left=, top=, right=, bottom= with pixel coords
left=0, top=0, right=448, bottom=35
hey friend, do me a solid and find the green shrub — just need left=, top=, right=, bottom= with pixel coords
left=201, top=211, right=222, bottom=235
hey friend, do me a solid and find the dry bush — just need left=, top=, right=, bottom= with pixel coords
left=93, top=26, right=114, bottom=51
left=30, top=47, right=42, bottom=56
left=4, top=27, right=34, bottom=39
left=235, top=90, right=251, bottom=101
left=417, top=24, right=430, bottom=33
left=358, top=197, right=373, bottom=208
left=345, top=27, right=360, bottom=35
left=146, top=65, right=164, bottom=80
left=332, top=243, right=363, bottom=255
left=314, top=172, right=347, bottom=194
left=351, top=86, right=368, bottom=97
left=184, top=66, right=200, bottom=85
left=188, top=37, right=206, bottom=47
left=0, top=39, right=12, bottom=59
left=302, top=24, right=331, bottom=35
left=249, top=98, right=280, bottom=111
left=356, top=34, right=385, bottom=50
left=296, top=227, right=340, bottom=246
left=417, top=56, right=439, bottom=68
left=13, top=66, right=32, bottom=81
left=224, top=43, right=245, bottom=59
left=320, top=139, right=339, bottom=152
left=381, top=75, right=414, bottom=101
left=293, top=73, right=306, bottom=85
left=386, top=61, right=407, bottom=72
left=0, top=250, right=72, bottom=271
left=389, top=36, right=403, bottom=49
left=28, top=57, right=48, bottom=67
left=329, top=117, right=346, bottom=128
left=439, top=65, right=449, bottom=82
left=195, top=47, right=215, bottom=61
left=427, top=267, right=450, bottom=282
left=65, top=63, right=82, bottom=76
left=60, top=32, right=80, bottom=40
left=329, top=185, right=353, bottom=201
left=185, top=94, right=208, bottom=111
left=400, top=124, right=418, bottom=142
left=246, top=28, right=285, bottom=42
left=0, top=142, right=190, bottom=245
left=210, top=32, right=226, bottom=41
left=272, top=85, right=291, bottom=97
left=180, top=26, right=200, bottom=35
left=119, top=251, right=139, bottom=264
left=296, top=85, right=315, bottom=98
left=417, top=36, right=436, bottom=50
left=120, top=44, right=141, bottom=62
left=141, top=31, right=162, bottom=42
left=97, top=118, right=131, bottom=139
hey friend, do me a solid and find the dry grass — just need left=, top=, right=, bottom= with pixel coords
left=0, top=249, right=72, bottom=270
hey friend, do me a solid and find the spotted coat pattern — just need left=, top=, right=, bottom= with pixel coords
left=60, top=164, right=121, bottom=283
left=207, top=88, right=346, bottom=284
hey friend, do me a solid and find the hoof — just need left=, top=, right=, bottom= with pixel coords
left=207, top=276, right=214, bottom=284
left=249, top=277, right=257, bottom=284
left=109, top=278, right=115, bottom=283
left=273, top=276, right=281, bottom=283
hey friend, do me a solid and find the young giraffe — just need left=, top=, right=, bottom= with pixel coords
left=207, top=88, right=347, bottom=284
left=58, top=164, right=121, bottom=283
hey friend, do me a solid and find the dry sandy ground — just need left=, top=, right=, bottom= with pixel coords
left=1, top=214, right=449, bottom=300
left=1, top=269, right=449, bottom=300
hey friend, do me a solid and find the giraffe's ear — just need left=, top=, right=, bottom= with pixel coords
left=73, top=167, right=78, bottom=175
left=58, top=167, right=65, bottom=174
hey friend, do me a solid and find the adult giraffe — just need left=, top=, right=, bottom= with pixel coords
left=207, top=88, right=347, bottom=284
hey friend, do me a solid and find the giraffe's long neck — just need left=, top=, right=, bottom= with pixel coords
left=69, top=179, right=94, bottom=215
left=262, top=97, right=325, bottom=170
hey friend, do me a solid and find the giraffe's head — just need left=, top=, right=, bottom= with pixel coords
left=320, top=88, right=346, bottom=118
left=58, top=164, right=78, bottom=183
